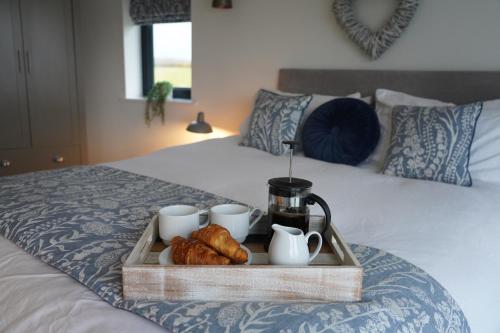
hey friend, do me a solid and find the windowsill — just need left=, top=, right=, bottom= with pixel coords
left=121, top=97, right=193, bottom=105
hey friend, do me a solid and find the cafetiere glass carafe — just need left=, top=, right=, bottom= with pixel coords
left=267, top=141, right=331, bottom=243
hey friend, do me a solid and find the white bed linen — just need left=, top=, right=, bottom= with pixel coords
left=1, top=136, right=499, bottom=333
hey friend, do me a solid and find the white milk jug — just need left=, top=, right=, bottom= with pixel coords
left=268, top=224, right=322, bottom=265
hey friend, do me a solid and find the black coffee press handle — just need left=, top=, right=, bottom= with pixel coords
left=306, top=193, right=331, bottom=234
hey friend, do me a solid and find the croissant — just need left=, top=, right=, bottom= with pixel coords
left=170, top=236, right=230, bottom=265
left=191, top=224, right=248, bottom=264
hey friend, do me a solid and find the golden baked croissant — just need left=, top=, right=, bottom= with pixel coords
left=170, top=236, right=231, bottom=265
left=191, top=224, right=248, bottom=264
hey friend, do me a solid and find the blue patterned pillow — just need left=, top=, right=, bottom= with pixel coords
left=383, top=102, right=483, bottom=186
left=241, top=90, right=312, bottom=155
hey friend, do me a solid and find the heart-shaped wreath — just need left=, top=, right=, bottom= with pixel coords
left=333, top=0, right=420, bottom=60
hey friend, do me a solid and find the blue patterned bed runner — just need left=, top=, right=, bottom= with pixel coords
left=0, top=166, right=470, bottom=333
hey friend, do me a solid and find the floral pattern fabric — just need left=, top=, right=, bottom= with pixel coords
left=383, top=102, right=483, bottom=186
left=241, top=90, right=312, bottom=155
left=0, top=166, right=470, bottom=332
left=129, top=0, right=190, bottom=25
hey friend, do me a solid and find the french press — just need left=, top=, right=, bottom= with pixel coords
left=267, top=141, right=332, bottom=242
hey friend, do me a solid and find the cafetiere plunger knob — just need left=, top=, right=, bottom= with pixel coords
left=283, top=140, right=300, bottom=182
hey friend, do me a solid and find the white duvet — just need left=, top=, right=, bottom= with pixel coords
left=1, top=136, right=499, bottom=333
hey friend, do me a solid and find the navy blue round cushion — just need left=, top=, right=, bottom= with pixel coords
left=302, top=98, right=380, bottom=166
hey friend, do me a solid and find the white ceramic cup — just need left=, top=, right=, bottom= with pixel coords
left=159, top=205, right=209, bottom=245
left=209, top=204, right=263, bottom=242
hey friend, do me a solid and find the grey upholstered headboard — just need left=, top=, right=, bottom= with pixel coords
left=278, top=69, right=500, bottom=105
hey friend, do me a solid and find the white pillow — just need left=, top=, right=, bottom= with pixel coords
left=469, top=99, right=500, bottom=183
left=368, top=89, right=453, bottom=169
left=361, top=96, right=373, bottom=105
left=239, top=90, right=362, bottom=139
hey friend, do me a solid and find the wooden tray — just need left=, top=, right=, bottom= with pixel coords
left=123, top=216, right=363, bottom=302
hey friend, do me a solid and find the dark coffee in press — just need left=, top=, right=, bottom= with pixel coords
left=268, top=206, right=309, bottom=233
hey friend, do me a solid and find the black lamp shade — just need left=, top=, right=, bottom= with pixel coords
left=187, top=112, right=213, bottom=133
left=212, top=0, right=232, bottom=9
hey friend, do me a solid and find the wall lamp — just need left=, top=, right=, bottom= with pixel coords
left=212, top=0, right=232, bottom=9
left=186, top=112, right=213, bottom=134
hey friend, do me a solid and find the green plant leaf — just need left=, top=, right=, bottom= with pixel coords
left=145, top=81, right=173, bottom=125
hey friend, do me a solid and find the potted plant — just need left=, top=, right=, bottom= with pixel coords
left=145, top=81, right=173, bottom=125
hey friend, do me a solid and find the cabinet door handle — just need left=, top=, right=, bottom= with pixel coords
left=25, top=51, right=31, bottom=74
left=1, top=160, right=12, bottom=168
left=53, top=156, right=64, bottom=164
left=17, top=50, right=22, bottom=73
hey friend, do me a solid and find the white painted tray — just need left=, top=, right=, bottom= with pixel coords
left=122, top=216, right=363, bottom=302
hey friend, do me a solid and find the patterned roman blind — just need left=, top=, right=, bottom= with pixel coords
left=129, top=0, right=191, bottom=25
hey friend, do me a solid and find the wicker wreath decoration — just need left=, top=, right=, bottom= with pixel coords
left=333, top=0, right=420, bottom=60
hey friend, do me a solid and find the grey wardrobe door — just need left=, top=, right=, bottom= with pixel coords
left=20, top=0, right=80, bottom=147
left=0, top=0, right=31, bottom=150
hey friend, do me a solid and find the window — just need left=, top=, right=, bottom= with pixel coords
left=141, top=22, right=192, bottom=100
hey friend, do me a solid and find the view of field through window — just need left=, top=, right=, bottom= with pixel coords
left=153, top=22, right=192, bottom=88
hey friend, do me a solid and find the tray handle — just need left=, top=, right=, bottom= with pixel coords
left=324, top=223, right=361, bottom=267
left=325, top=227, right=345, bottom=263
left=124, top=216, right=158, bottom=266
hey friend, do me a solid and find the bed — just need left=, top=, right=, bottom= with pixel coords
left=1, top=69, right=500, bottom=333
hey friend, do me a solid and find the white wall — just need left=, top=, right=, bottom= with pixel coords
left=77, top=0, right=500, bottom=164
